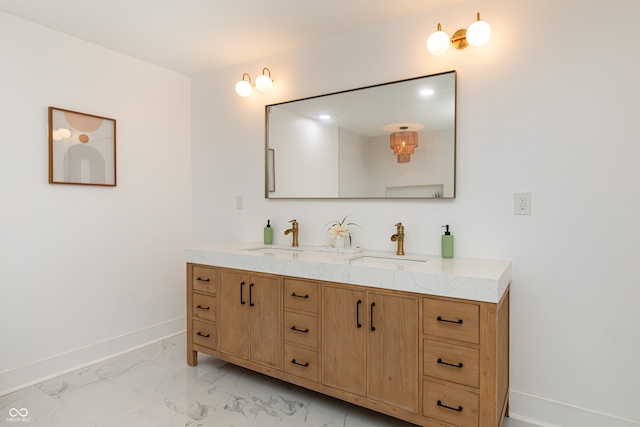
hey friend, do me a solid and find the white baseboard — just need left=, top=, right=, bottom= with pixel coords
left=0, top=316, right=186, bottom=396
left=509, top=390, right=640, bottom=427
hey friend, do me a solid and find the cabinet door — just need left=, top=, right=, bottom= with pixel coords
left=368, top=291, right=419, bottom=412
left=248, top=274, right=282, bottom=369
left=218, top=270, right=249, bottom=359
left=321, top=284, right=366, bottom=396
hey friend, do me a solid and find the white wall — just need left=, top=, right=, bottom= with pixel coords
left=190, top=0, right=640, bottom=426
left=268, top=107, right=338, bottom=197
left=0, top=12, right=192, bottom=393
left=337, top=128, right=368, bottom=197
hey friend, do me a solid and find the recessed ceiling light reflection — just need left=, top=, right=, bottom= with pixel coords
left=318, top=114, right=333, bottom=120
left=420, top=89, right=435, bottom=96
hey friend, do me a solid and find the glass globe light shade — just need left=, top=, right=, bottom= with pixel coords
left=466, top=19, right=491, bottom=47
left=255, top=74, right=273, bottom=93
left=427, top=30, right=450, bottom=56
left=57, top=128, right=71, bottom=139
left=235, top=80, right=253, bottom=97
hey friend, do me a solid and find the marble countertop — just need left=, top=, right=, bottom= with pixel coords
left=185, top=242, right=511, bottom=303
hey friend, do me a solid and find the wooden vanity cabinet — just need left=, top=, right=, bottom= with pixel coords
left=321, top=285, right=366, bottom=395
left=187, top=265, right=217, bottom=366
left=217, top=268, right=282, bottom=370
left=422, top=290, right=510, bottom=427
left=321, top=284, right=419, bottom=412
left=283, top=278, right=320, bottom=382
left=186, top=263, right=509, bottom=427
left=367, top=290, right=419, bottom=412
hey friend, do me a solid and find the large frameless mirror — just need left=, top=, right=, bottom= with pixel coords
left=265, top=70, right=456, bottom=199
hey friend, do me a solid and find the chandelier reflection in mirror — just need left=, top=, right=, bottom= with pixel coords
left=390, top=126, right=419, bottom=163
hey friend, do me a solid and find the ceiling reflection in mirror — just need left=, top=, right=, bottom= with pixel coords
left=265, top=71, right=456, bottom=199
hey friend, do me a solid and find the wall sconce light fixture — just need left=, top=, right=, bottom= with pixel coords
left=255, top=68, right=273, bottom=93
left=235, top=73, right=253, bottom=97
left=427, top=12, right=491, bottom=56
left=235, top=68, right=273, bottom=97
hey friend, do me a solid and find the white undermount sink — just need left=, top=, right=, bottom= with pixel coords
left=349, top=255, right=428, bottom=266
left=244, top=246, right=303, bottom=254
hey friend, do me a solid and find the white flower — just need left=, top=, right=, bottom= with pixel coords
left=328, top=223, right=350, bottom=239
left=325, top=215, right=360, bottom=244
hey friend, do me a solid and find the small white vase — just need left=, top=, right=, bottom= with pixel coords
left=332, top=237, right=346, bottom=249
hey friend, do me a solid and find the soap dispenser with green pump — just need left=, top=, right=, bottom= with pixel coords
left=441, top=225, right=454, bottom=259
left=264, top=220, right=273, bottom=244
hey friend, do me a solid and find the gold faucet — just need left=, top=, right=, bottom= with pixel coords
left=391, top=222, right=405, bottom=255
left=284, top=219, right=299, bottom=247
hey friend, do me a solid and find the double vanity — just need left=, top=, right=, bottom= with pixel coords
left=185, top=242, right=511, bottom=427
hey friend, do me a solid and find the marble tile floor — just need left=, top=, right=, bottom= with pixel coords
left=1, top=333, right=536, bottom=427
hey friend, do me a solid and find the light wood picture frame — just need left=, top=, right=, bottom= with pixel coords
left=48, top=107, right=116, bottom=186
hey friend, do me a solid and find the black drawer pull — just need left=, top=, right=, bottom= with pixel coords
left=196, top=332, right=210, bottom=338
left=437, top=316, right=463, bottom=324
left=437, top=358, right=464, bottom=368
left=437, top=400, right=463, bottom=412
left=291, top=326, right=309, bottom=333
left=196, top=277, right=210, bottom=282
left=196, top=305, right=210, bottom=310
left=291, top=359, right=309, bottom=367
left=291, top=293, right=309, bottom=299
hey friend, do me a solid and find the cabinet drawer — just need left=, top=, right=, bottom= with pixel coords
left=284, top=344, right=319, bottom=382
left=192, top=293, right=215, bottom=322
left=284, top=279, right=318, bottom=314
left=423, top=299, right=479, bottom=344
left=423, top=379, right=479, bottom=427
left=192, top=319, right=216, bottom=350
left=424, top=339, right=479, bottom=388
left=284, top=312, right=318, bottom=348
left=192, top=265, right=216, bottom=294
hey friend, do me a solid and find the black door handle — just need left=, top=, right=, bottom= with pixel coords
left=370, top=302, right=376, bottom=331
left=240, top=281, right=246, bottom=305
left=356, top=299, right=362, bottom=328
left=249, top=283, right=255, bottom=306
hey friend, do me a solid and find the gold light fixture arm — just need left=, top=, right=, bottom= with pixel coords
left=451, top=29, right=469, bottom=50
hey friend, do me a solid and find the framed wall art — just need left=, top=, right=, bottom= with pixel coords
left=48, top=107, right=116, bottom=186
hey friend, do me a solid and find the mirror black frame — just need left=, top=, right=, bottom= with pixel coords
left=265, top=70, right=456, bottom=199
